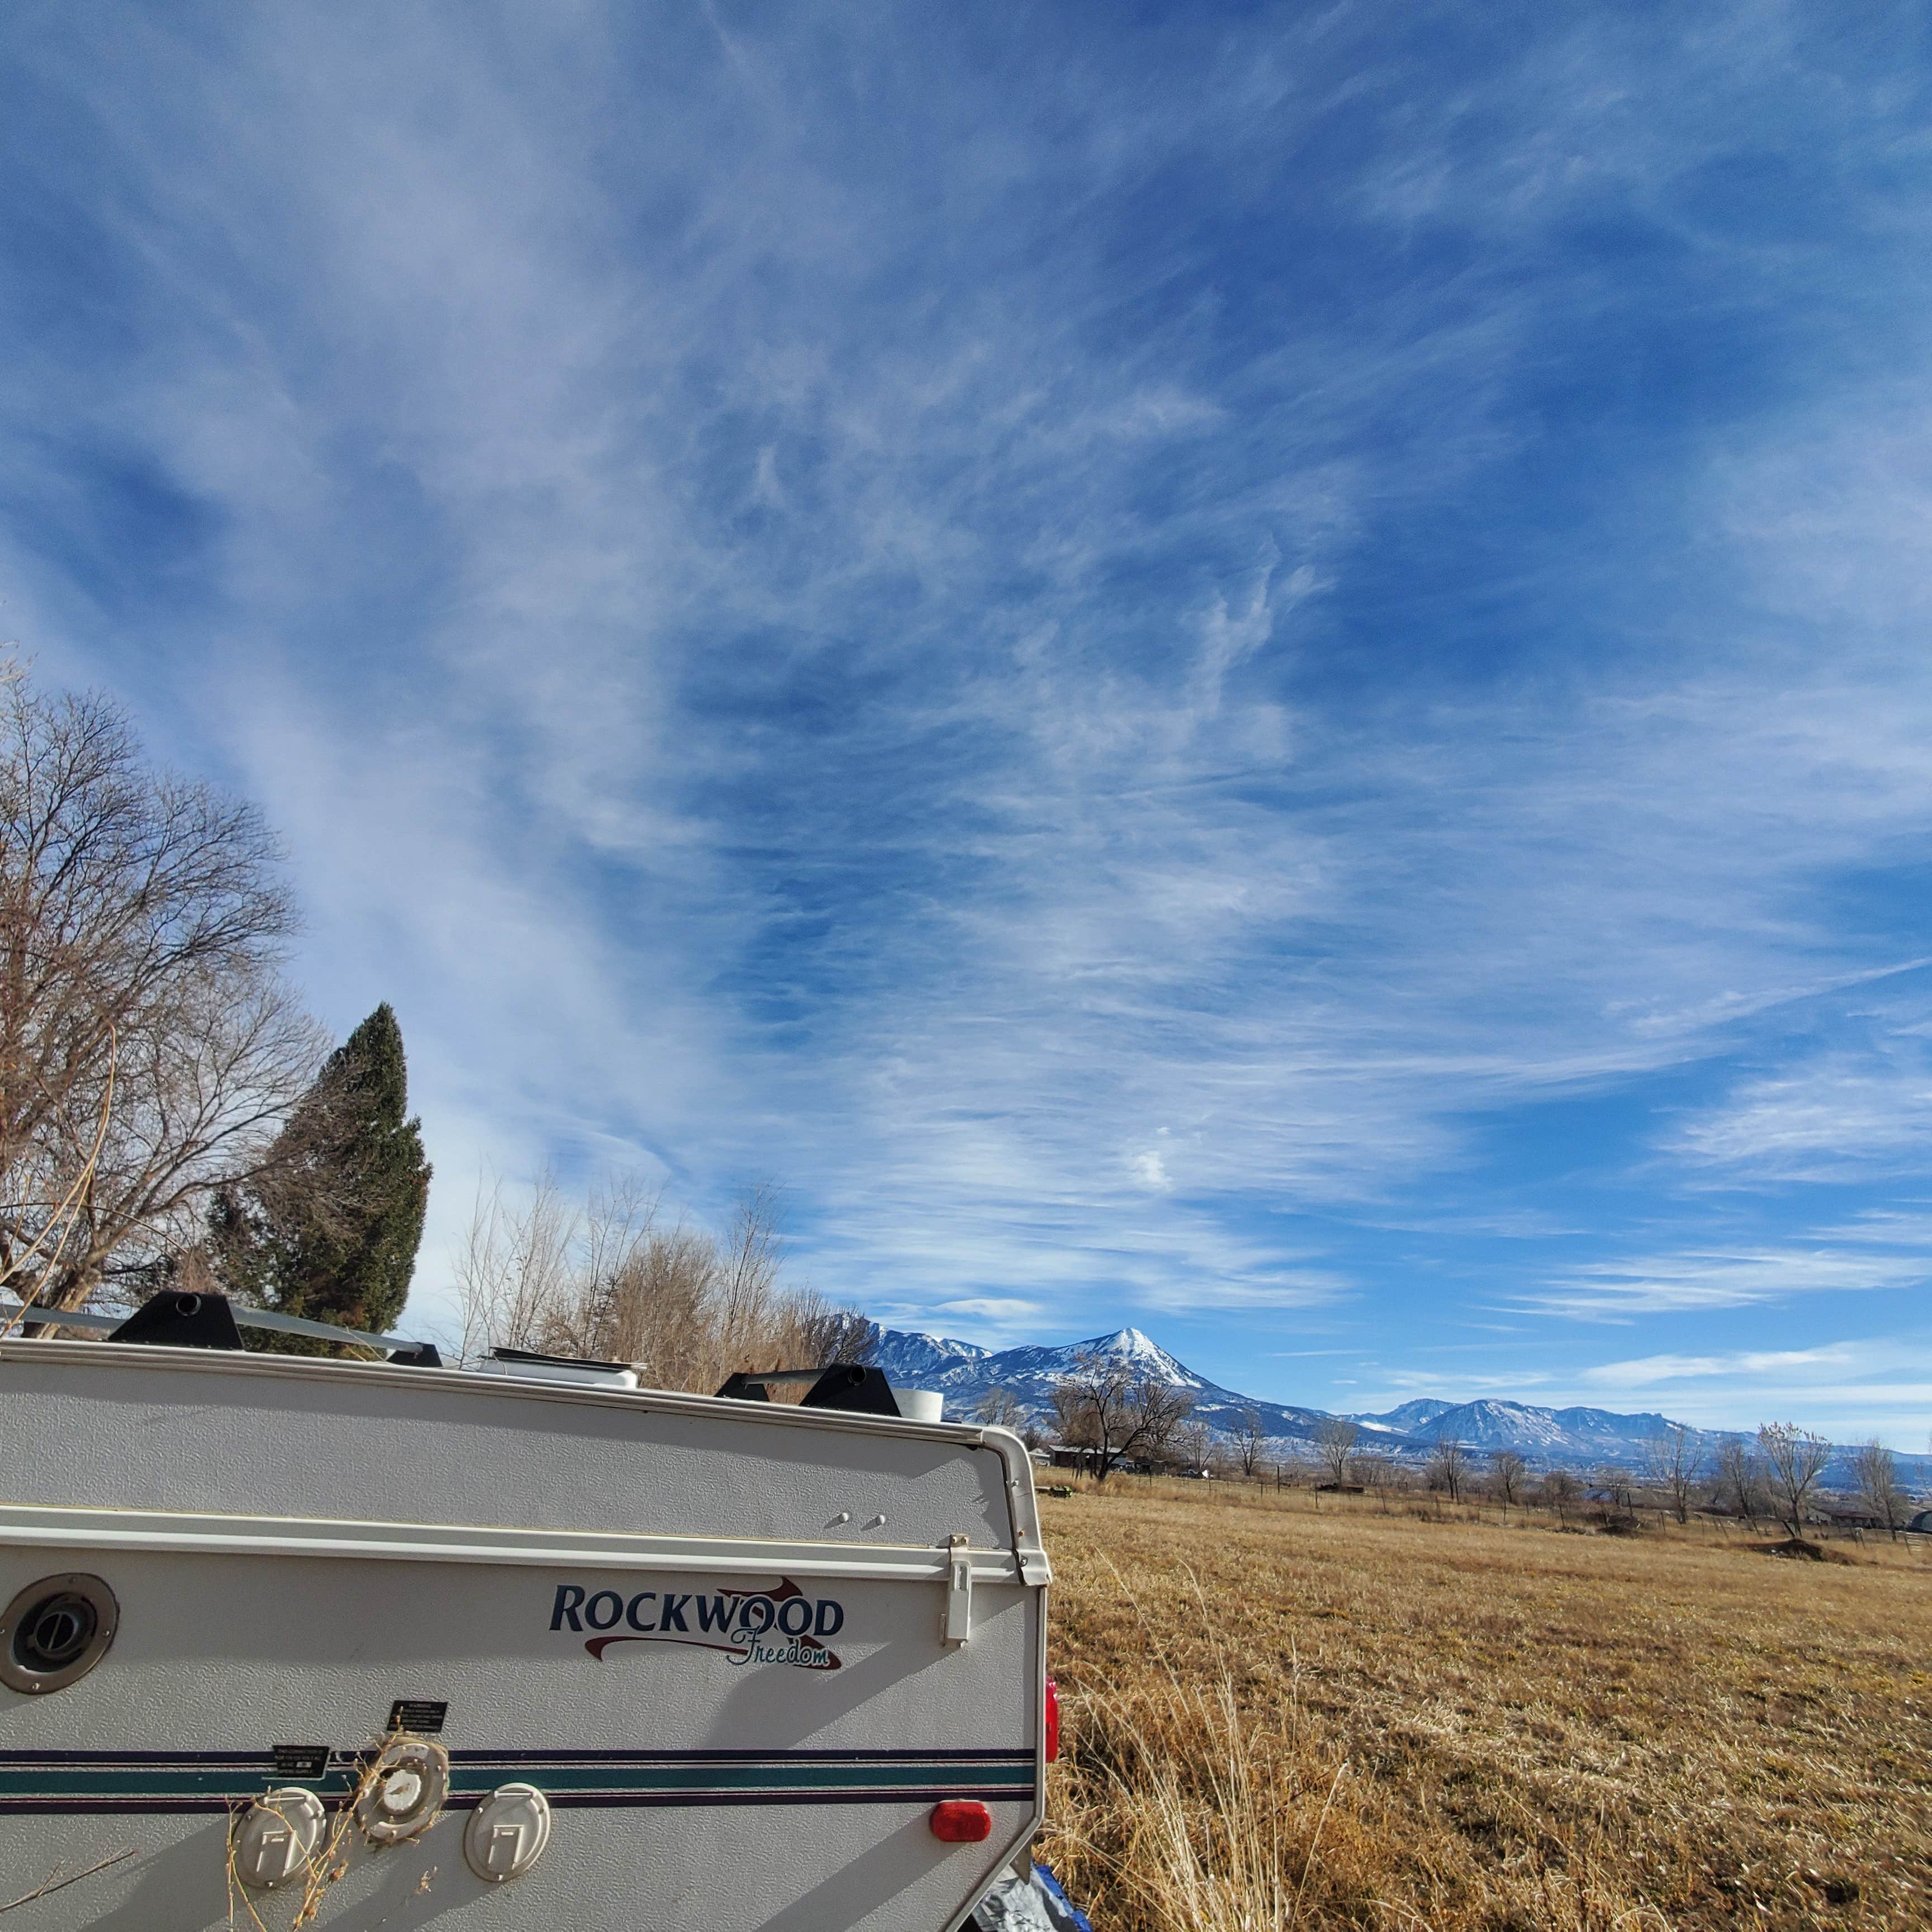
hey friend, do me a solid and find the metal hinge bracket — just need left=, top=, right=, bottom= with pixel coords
left=943, top=1534, right=972, bottom=1646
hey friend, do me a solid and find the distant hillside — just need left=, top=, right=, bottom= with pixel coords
left=866, top=1324, right=1348, bottom=1446
left=864, top=1323, right=1932, bottom=1481
left=1351, top=1398, right=1456, bottom=1432
left=1379, top=1398, right=1685, bottom=1457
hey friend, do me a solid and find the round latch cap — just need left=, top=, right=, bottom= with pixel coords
left=463, top=1782, right=552, bottom=1882
left=356, top=1737, right=448, bottom=1843
left=234, top=1787, right=327, bottom=1889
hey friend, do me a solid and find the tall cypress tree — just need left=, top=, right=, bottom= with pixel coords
left=214, top=1004, right=432, bottom=1341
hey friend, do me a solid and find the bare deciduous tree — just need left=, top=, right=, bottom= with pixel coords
left=1235, top=1408, right=1268, bottom=1481
left=454, top=1170, right=580, bottom=1362
left=1134, top=1376, right=1196, bottom=1470
left=1050, top=1380, right=1097, bottom=1470
left=1172, top=1418, right=1213, bottom=1475
left=1643, top=1424, right=1703, bottom=1526
left=1715, top=1437, right=1761, bottom=1528
left=1050, top=1354, right=1130, bottom=1478
left=1852, top=1438, right=1911, bottom=1541
left=712, top=1182, right=788, bottom=1367
left=1488, top=1449, right=1528, bottom=1513
left=1313, top=1416, right=1358, bottom=1487
left=0, top=674, right=323, bottom=1315
left=783, top=1291, right=876, bottom=1373
left=1426, top=1436, right=1466, bottom=1502
left=453, top=1172, right=861, bottom=1394
left=1050, top=1350, right=1195, bottom=1482
left=1595, top=1466, right=1636, bottom=1514
left=1758, top=1422, right=1832, bottom=1540
left=1541, top=1467, right=1579, bottom=1528
left=1356, top=1451, right=1396, bottom=1508
left=976, top=1387, right=1025, bottom=1429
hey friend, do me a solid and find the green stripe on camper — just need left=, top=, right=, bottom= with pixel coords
left=0, top=1750, right=1036, bottom=1811
left=452, top=1760, right=1036, bottom=1799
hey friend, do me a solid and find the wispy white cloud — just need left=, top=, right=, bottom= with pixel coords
left=1573, top=1338, right=1932, bottom=1439
left=4, top=4, right=1932, bottom=1433
left=1522, top=1240, right=1930, bottom=1320
left=1661, top=1050, right=1932, bottom=1182
left=1578, top=1345, right=1863, bottom=1388
left=928, top=1297, right=1048, bottom=1335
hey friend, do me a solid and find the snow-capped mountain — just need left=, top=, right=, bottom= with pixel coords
left=863, top=1329, right=992, bottom=1386
left=860, top=1323, right=1930, bottom=1478
left=1392, top=1399, right=1685, bottom=1455
left=1351, top=1398, right=1456, bottom=1432
left=865, top=1325, right=1360, bottom=1446
left=868, top=1326, right=1204, bottom=1401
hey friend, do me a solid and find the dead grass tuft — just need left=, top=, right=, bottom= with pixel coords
left=1754, top=1537, right=1853, bottom=1565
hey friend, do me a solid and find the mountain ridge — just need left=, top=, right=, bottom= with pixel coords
left=861, top=1324, right=1927, bottom=1477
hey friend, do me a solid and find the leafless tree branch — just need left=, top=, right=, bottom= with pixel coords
left=0, top=679, right=322, bottom=1311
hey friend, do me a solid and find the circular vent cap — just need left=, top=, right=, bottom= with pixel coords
left=0, top=1574, right=119, bottom=1693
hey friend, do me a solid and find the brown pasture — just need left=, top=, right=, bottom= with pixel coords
left=1036, top=1481, right=1931, bottom=1931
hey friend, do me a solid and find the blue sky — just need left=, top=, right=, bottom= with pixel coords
left=4, top=3, right=1931, bottom=1438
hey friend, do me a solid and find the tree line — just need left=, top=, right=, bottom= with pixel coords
left=451, top=1172, right=869, bottom=1391
left=1038, top=1354, right=1921, bottom=1541
left=0, top=666, right=429, bottom=1340
left=0, top=665, right=858, bottom=1389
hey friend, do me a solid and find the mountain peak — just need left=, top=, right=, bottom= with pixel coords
left=1071, top=1327, right=1202, bottom=1385
left=858, top=1323, right=1825, bottom=1471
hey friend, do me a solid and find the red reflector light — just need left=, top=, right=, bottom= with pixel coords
left=1044, top=1676, right=1060, bottom=1762
left=930, top=1800, right=993, bottom=1843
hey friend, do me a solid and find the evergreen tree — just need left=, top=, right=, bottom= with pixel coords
left=209, top=1004, right=431, bottom=1342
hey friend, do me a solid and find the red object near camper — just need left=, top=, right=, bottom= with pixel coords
left=929, top=1800, right=993, bottom=1843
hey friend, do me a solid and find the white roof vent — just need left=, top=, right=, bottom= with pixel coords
left=477, top=1348, right=640, bottom=1391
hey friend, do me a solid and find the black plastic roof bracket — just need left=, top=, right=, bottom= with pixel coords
left=801, top=1363, right=902, bottom=1418
left=386, top=1342, right=443, bottom=1368
left=108, top=1291, right=245, bottom=1351
left=715, top=1373, right=773, bottom=1401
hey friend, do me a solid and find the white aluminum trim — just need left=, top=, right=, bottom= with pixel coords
left=0, top=1335, right=997, bottom=1444
left=976, top=1423, right=1048, bottom=1578
left=946, top=1578, right=1051, bottom=1932
left=0, top=1338, right=1055, bottom=1586
left=0, top=1502, right=1034, bottom=1585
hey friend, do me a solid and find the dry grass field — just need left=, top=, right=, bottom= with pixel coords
left=1035, top=1482, right=1931, bottom=1932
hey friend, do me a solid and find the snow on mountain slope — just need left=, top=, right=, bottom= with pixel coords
left=976, top=1328, right=1209, bottom=1393
left=1405, top=1400, right=1580, bottom=1451
left=1351, top=1398, right=1457, bottom=1432
left=856, top=1325, right=1932, bottom=1475
left=1401, top=1399, right=1685, bottom=1456
left=863, top=1329, right=992, bottom=1388
left=863, top=1324, right=1343, bottom=1442
left=856, top=1324, right=1758, bottom=1465
left=868, top=1325, right=1206, bottom=1398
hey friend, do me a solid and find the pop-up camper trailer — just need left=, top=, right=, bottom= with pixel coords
left=0, top=1293, right=1078, bottom=1931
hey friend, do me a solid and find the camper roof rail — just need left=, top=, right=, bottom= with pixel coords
left=717, top=1362, right=902, bottom=1418
left=0, top=1291, right=442, bottom=1366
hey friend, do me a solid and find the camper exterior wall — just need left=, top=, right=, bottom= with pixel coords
left=0, top=1341, right=1048, bottom=1931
